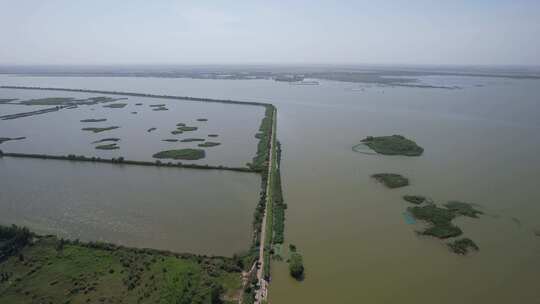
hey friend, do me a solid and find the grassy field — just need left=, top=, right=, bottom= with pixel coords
left=0, top=230, right=242, bottom=304
left=361, top=135, right=424, bottom=156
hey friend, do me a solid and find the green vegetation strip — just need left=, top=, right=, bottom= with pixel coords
left=0, top=86, right=272, bottom=108
left=0, top=225, right=242, bottom=304
left=82, top=126, right=120, bottom=133
left=360, top=135, right=424, bottom=156
left=0, top=152, right=256, bottom=173
left=248, top=105, right=275, bottom=172
left=372, top=173, right=409, bottom=188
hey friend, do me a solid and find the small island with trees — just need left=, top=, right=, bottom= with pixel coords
left=360, top=135, right=424, bottom=156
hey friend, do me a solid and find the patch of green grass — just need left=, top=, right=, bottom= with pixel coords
left=0, top=229, right=242, bottom=304
left=152, top=149, right=205, bottom=160
left=361, top=135, right=424, bottom=156
left=103, top=103, right=127, bottom=109
left=372, top=173, right=409, bottom=188
left=81, top=118, right=107, bottom=123
left=95, top=143, right=119, bottom=150
left=447, top=238, right=479, bottom=255
left=171, top=130, right=183, bottom=135
left=408, top=205, right=462, bottom=238
left=198, top=142, right=221, bottom=147
left=444, top=201, right=483, bottom=218
left=403, top=195, right=427, bottom=204
left=176, top=123, right=186, bottom=127
left=81, top=126, right=119, bottom=133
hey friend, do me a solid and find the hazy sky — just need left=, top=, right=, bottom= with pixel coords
left=1, top=0, right=539, bottom=66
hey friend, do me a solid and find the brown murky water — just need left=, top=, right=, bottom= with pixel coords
left=1, top=74, right=539, bottom=303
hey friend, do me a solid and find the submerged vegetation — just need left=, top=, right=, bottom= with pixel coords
left=447, top=238, right=479, bottom=255
left=198, top=142, right=221, bottom=147
left=0, top=225, right=241, bottom=304
left=92, top=138, right=120, bottom=144
left=0, top=137, right=26, bottom=144
left=408, top=204, right=462, bottom=238
left=1, top=106, right=62, bottom=120
left=81, top=118, right=107, bottom=123
left=177, top=126, right=198, bottom=132
left=361, top=135, right=424, bottom=156
left=152, top=149, right=206, bottom=160
left=103, top=103, right=127, bottom=109
left=197, top=118, right=208, bottom=122
left=18, top=97, right=75, bottom=105
left=372, top=173, right=409, bottom=188
left=95, top=143, right=120, bottom=150
left=208, top=134, right=219, bottom=138
left=444, top=201, right=483, bottom=218
left=82, top=126, right=120, bottom=133
left=181, top=138, right=205, bottom=142
left=403, top=195, right=427, bottom=204
left=147, top=127, right=157, bottom=132
left=162, top=139, right=179, bottom=142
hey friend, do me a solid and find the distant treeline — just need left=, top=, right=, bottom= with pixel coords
left=0, top=86, right=272, bottom=108
left=0, top=151, right=257, bottom=173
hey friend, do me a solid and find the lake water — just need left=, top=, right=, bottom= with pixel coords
left=0, top=87, right=263, bottom=167
left=1, top=74, right=539, bottom=303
